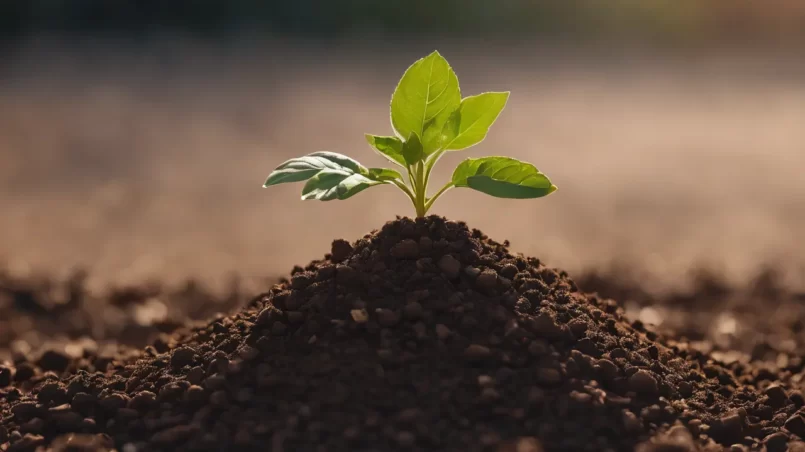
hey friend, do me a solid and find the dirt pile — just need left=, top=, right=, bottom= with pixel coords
left=1, top=216, right=805, bottom=451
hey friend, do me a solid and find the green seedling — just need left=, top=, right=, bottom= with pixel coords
left=263, top=51, right=556, bottom=217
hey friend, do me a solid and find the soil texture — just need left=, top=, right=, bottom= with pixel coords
left=2, top=217, right=805, bottom=451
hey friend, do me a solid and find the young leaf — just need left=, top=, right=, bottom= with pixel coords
left=402, top=132, right=423, bottom=165
left=368, top=168, right=403, bottom=181
left=301, top=169, right=384, bottom=201
left=452, top=156, right=556, bottom=199
left=441, top=92, right=509, bottom=151
left=264, top=151, right=367, bottom=187
left=365, top=134, right=406, bottom=167
left=390, top=51, right=460, bottom=155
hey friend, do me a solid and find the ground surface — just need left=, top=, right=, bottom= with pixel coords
left=2, top=218, right=805, bottom=451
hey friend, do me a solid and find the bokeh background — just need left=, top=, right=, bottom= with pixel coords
left=2, top=0, right=805, bottom=297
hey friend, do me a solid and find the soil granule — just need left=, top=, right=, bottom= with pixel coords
left=1, top=216, right=805, bottom=451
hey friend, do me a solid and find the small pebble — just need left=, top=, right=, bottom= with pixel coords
left=464, top=266, right=481, bottom=278
left=435, top=324, right=451, bottom=340
left=596, top=359, right=619, bottom=380
left=536, top=367, right=563, bottom=386
left=13, top=363, right=36, bottom=383
left=717, top=412, right=744, bottom=443
left=785, top=414, right=805, bottom=439
left=464, top=344, right=492, bottom=362
left=765, top=384, right=789, bottom=407
left=403, top=302, right=423, bottom=320
left=330, top=239, right=353, bottom=262
left=170, top=347, right=196, bottom=369
left=476, top=270, right=498, bottom=291
left=437, top=255, right=461, bottom=279
left=391, top=240, right=419, bottom=259
left=375, top=309, right=400, bottom=327
left=38, top=349, right=71, bottom=372
left=350, top=309, right=369, bottom=324
left=628, top=370, right=659, bottom=395
left=765, top=432, right=789, bottom=452
left=0, top=365, right=12, bottom=387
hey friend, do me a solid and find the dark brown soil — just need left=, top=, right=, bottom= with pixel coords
left=0, top=269, right=255, bottom=372
left=2, top=217, right=805, bottom=451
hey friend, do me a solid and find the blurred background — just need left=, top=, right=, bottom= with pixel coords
left=1, top=0, right=805, bottom=296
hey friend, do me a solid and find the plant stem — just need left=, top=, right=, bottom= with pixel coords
left=406, top=165, right=416, bottom=190
left=413, top=162, right=427, bottom=217
left=424, top=181, right=454, bottom=211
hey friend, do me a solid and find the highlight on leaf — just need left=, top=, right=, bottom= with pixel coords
left=263, top=51, right=556, bottom=216
left=452, top=157, right=556, bottom=199
left=365, top=134, right=405, bottom=167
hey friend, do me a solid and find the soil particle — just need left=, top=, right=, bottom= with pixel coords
left=49, top=433, right=115, bottom=451
left=390, top=239, right=419, bottom=259
left=128, top=391, right=156, bottom=411
left=785, top=414, right=805, bottom=439
left=185, top=366, right=205, bottom=385
left=764, top=431, right=790, bottom=452
left=170, top=347, right=196, bottom=369
left=11, top=402, right=42, bottom=422
left=254, top=306, right=283, bottom=327
left=402, top=301, right=423, bottom=320
left=99, top=393, right=128, bottom=413
left=596, top=358, right=619, bottom=380
left=463, top=344, right=492, bottom=362
left=330, top=239, right=352, bottom=263
left=13, top=363, right=35, bottom=383
left=437, top=254, right=461, bottom=279
left=476, top=269, right=498, bottom=292
left=435, top=324, right=451, bottom=340
left=464, top=266, right=481, bottom=279
left=527, top=313, right=564, bottom=340
left=37, top=349, right=70, bottom=373
left=535, top=367, right=563, bottom=386
left=765, top=384, right=789, bottom=408
left=629, top=369, right=659, bottom=395
left=636, top=424, right=697, bottom=452
left=8, top=433, right=45, bottom=452
left=375, top=308, right=400, bottom=327
left=0, top=365, right=12, bottom=387
left=714, top=412, right=745, bottom=444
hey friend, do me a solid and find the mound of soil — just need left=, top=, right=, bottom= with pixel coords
left=2, top=217, right=805, bottom=452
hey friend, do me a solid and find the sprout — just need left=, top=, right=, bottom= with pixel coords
left=264, top=51, right=556, bottom=217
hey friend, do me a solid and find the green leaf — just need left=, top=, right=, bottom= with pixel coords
left=452, top=157, right=556, bottom=199
left=441, top=92, right=509, bottom=151
left=368, top=168, right=403, bottom=182
left=301, top=170, right=385, bottom=201
left=365, top=134, right=406, bottom=167
left=264, top=152, right=367, bottom=187
left=390, top=51, right=460, bottom=155
left=402, top=132, right=423, bottom=165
